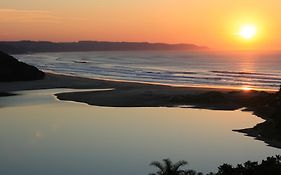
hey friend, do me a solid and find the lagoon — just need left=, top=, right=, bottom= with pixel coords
left=0, top=89, right=280, bottom=175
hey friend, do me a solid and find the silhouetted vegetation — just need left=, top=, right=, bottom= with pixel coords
left=150, top=159, right=203, bottom=175
left=150, top=156, right=281, bottom=175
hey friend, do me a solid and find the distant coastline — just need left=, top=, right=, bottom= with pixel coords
left=0, top=40, right=207, bottom=54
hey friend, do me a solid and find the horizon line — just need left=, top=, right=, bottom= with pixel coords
left=0, top=39, right=204, bottom=46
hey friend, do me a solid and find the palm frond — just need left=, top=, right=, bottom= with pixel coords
left=173, top=160, right=188, bottom=171
left=150, top=161, right=165, bottom=172
left=163, top=159, right=173, bottom=169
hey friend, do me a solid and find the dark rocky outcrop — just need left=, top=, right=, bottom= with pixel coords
left=235, top=88, right=281, bottom=148
left=169, top=89, right=281, bottom=147
left=0, top=51, right=45, bottom=82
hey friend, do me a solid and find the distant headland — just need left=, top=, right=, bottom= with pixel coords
left=0, top=41, right=207, bottom=54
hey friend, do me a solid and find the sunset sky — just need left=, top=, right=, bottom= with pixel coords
left=1, top=0, right=281, bottom=50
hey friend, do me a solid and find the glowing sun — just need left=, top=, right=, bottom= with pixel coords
left=239, top=25, right=257, bottom=40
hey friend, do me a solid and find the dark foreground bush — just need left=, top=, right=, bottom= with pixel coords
left=150, top=155, right=281, bottom=175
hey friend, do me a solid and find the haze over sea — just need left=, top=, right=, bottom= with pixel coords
left=17, top=51, right=281, bottom=91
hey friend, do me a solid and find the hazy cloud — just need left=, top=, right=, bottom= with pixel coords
left=0, top=9, right=86, bottom=23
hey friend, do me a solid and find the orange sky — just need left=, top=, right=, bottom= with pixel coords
left=1, top=0, right=281, bottom=50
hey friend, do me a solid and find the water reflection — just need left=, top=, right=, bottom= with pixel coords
left=0, top=91, right=280, bottom=175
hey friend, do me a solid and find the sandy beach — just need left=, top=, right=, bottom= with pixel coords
left=0, top=72, right=275, bottom=111
left=0, top=72, right=242, bottom=105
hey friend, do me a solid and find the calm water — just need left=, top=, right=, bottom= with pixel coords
left=17, top=51, right=281, bottom=91
left=0, top=89, right=281, bottom=175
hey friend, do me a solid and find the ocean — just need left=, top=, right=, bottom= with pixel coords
left=16, top=50, right=281, bottom=91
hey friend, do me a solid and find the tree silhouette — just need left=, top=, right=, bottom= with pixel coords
left=150, top=159, right=202, bottom=175
left=151, top=155, right=281, bottom=175
left=211, top=155, right=281, bottom=175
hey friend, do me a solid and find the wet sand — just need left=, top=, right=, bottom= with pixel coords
left=0, top=73, right=236, bottom=105
left=0, top=72, right=238, bottom=110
